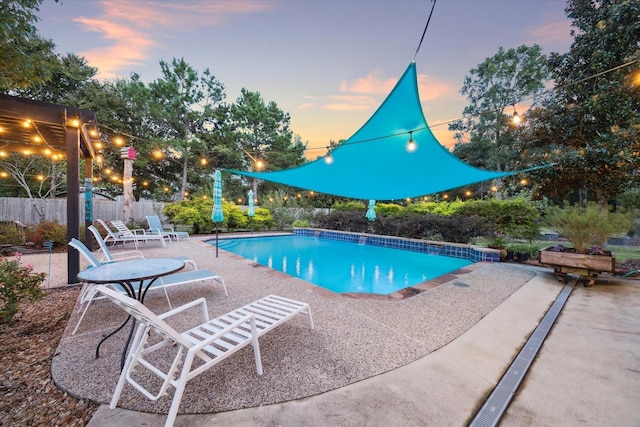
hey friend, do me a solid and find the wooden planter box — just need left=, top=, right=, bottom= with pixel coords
left=539, top=248, right=615, bottom=285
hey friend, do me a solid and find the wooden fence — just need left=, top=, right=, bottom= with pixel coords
left=0, top=197, right=165, bottom=224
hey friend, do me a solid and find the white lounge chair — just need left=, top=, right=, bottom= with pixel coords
left=110, top=220, right=170, bottom=248
left=146, top=215, right=190, bottom=241
left=69, top=238, right=226, bottom=335
left=88, top=225, right=195, bottom=269
left=97, top=286, right=313, bottom=427
left=96, top=219, right=144, bottom=248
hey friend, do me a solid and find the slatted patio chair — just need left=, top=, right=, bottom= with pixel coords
left=88, top=225, right=195, bottom=269
left=146, top=215, right=190, bottom=241
left=97, top=285, right=262, bottom=427
left=98, top=286, right=313, bottom=427
left=96, top=219, right=142, bottom=248
left=69, top=238, right=226, bottom=335
left=110, top=220, right=169, bottom=248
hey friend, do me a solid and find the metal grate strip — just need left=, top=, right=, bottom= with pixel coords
left=469, top=284, right=573, bottom=427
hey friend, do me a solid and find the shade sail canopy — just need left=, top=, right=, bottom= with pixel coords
left=227, top=63, right=542, bottom=200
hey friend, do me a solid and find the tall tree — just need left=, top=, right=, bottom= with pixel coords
left=13, top=54, right=98, bottom=104
left=517, top=0, right=640, bottom=207
left=0, top=0, right=59, bottom=92
left=146, top=58, right=226, bottom=200
left=449, top=45, right=549, bottom=196
left=231, top=89, right=306, bottom=196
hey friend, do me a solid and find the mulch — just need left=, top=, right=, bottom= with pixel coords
left=0, top=287, right=98, bottom=426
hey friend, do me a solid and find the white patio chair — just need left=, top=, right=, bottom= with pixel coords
left=88, top=225, right=195, bottom=269
left=69, top=238, right=224, bottom=335
left=110, top=220, right=169, bottom=248
left=146, top=215, right=190, bottom=241
left=96, top=219, right=142, bottom=248
left=96, top=285, right=262, bottom=427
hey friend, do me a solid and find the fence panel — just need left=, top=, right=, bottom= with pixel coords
left=0, top=197, right=165, bottom=225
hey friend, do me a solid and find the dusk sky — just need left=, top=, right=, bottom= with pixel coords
left=36, top=0, right=573, bottom=156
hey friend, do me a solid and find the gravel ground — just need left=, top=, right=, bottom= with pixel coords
left=0, top=286, right=98, bottom=426
left=5, top=238, right=635, bottom=424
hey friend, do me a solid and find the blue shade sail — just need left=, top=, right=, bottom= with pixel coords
left=227, top=62, right=543, bottom=200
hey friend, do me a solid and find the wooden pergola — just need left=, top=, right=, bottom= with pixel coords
left=0, top=94, right=100, bottom=284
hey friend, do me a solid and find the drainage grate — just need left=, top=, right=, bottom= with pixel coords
left=469, top=282, right=574, bottom=427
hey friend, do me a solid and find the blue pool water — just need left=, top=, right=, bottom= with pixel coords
left=215, top=235, right=472, bottom=295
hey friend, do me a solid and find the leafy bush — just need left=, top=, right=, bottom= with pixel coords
left=164, top=198, right=214, bottom=234
left=0, top=254, right=46, bottom=326
left=316, top=210, right=372, bottom=233
left=292, top=219, right=310, bottom=228
left=547, top=203, right=631, bottom=252
left=405, top=199, right=467, bottom=216
left=226, top=203, right=248, bottom=230
left=263, top=190, right=297, bottom=231
left=316, top=210, right=494, bottom=243
left=24, top=221, right=67, bottom=249
left=247, top=207, right=274, bottom=231
left=0, top=223, right=25, bottom=245
left=506, top=242, right=545, bottom=258
left=458, top=198, right=540, bottom=240
left=375, top=203, right=404, bottom=217
left=332, top=201, right=366, bottom=211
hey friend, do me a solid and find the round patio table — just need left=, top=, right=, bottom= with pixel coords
left=77, top=258, right=184, bottom=368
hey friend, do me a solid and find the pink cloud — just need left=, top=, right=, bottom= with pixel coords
left=328, top=71, right=450, bottom=110
left=528, top=21, right=572, bottom=46
left=323, top=95, right=376, bottom=111
left=72, top=0, right=273, bottom=78
left=297, top=102, right=316, bottom=110
left=339, top=73, right=397, bottom=94
left=416, top=73, right=451, bottom=101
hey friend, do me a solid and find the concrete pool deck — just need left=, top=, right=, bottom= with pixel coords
left=26, top=234, right=639, bottom=425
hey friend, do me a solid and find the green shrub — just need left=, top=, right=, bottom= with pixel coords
left=458, top=198, right=540, bottom=240
left=248, top=207, right=274, bottom=231
left=292, top=219, right=310, bottom=228
left=164, top=198, right=215, bottom=234
left=316, top=210, right=494, bottom=243
left=405, top=199, right=466, bottom=216
left=263, top=190, right=297, bottom=231
left=506, top=242, right=544, bottom=258
left=225, top=203, right=248, bottom=230
left=375, top=203, right=405, bottom=217
left=0, top=223, right=25, bottom=245
left=332, top=201, right=366, bottom=211
left=316, top=210, right=371, bottom=233
left=0, top=254, right=46, bottom=326
left=547, top=203, right=632, bottom=252
left=24, top=221, right=67, bottom=249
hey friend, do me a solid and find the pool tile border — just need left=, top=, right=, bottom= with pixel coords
left=294, top=228, right=500, bottom=263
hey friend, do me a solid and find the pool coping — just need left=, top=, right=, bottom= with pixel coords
left=214, top=229, right=499, bottom=301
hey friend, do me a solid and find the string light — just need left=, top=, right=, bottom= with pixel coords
left=511, top=106, right=522, bottom=125
left=324, top=148, right=333, bottom=165
left=407, top=131, right=417, bottom=152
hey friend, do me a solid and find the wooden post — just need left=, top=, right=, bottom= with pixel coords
left=66, top=126, right=80, bottom=284
left=121, top=147, right=136, bottom=224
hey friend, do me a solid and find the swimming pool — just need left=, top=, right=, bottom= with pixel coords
left=214, top=235, right=473, bottom=295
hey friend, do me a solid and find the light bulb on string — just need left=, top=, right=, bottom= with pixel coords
left=511, top=106, right=522, bottom=125
left=324, top=148, right=333, bottom=165
left=407, top=131, right=417, bottom=152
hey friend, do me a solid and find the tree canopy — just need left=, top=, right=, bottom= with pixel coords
left=516, top=0, right=640, bottom=206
